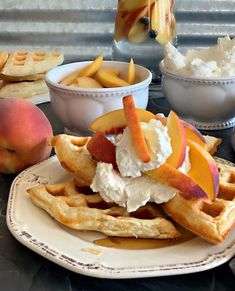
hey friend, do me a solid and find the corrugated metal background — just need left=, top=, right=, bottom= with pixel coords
left=0, top=0, right=235, bottom=62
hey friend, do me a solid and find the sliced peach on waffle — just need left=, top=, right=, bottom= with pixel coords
left=123, top=95, right=150, bottom=163
left=87, top=132, right=118, bottom=170
left=89, top=108, right=155, bottom=135
left=165, top=111, right=186, bottom=168
left=145, top=163, right=208, bottom=200
left=187, top=139, right=219, bottom=201
left=155, top=114, right=207, bottom=149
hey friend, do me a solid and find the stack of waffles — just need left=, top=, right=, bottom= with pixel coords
left=0, top=50, right=63, bottom=99
left=27, top=134, right=235, bottom=244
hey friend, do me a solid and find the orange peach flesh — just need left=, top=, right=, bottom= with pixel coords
left=123, top=95, right=150, bottom=163
left=89, top=108, right=156, bottom=135
left=166, top=111, right=186, bottom=168
left=187, top=139, right=219, bottom=201
left=145, top=163, right=208, bottom=200
left=155, top=114, right=207, bottom=149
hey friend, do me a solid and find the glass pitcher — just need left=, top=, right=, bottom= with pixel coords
left=112, top=0, right=176, bottom=79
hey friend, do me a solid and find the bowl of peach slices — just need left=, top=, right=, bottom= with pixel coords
left=45, top=55, right=152, bottom=135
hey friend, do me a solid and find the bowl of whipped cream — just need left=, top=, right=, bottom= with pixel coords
left=160, top=36, right=235, bottom=130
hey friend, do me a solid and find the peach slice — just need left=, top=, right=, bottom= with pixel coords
left=145, top=163, right=208, bottom=200
left=89, top=108, right=156, bottom=135
left=150, top=0, right=175, bottom=45
left=76, top=76, right=103, bottom=88
left=124, top=5, right=148, bottom=41
left=96, top=68, right=130, bottom=88
left=87, top=132, right=118, bottom=170
left=123, top=95, right=150, bottom=163
left=123, top=0, right=151, bottom=11
left=165, top=111, right=186, bottom=168
left=187, top=139, right=219, bottom=201
left=60, top=55, right=103, bottom=86
left=155, top=114, right=207, bottom=149
left=126, top=58, right=135, bottom=85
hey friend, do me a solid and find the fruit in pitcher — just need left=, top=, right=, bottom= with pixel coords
left=187, top=139, right=219, bottom=201
left=123, top=95, right=150, bottom=163
left=0, top=98, right=53, bottom=174
left=150, top=0, right=175, bottom=45
left=89, top=108, right=156, bottom=135
left=124, top=5, right=148, bottom=43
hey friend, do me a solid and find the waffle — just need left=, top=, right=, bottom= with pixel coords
left=2, top=51, right=63, bottom=77
left=0, top=79, right=48, bottom=99
left=0, top=72, right=45, bottom=82
left=0, top=51, right=9, bottom=71
left=51, top=135, right=96, bottom=186
left=50, top=134, right=234, bottom=244
left=27, top=179, right=180, bottom=239
left=163, top=157, right=235, bottom=244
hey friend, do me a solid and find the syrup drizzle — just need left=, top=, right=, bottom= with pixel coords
left=94, top=225, right=195, bottom=250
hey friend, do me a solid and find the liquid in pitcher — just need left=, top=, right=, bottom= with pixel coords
left=112, top=0, right=176, bottom=77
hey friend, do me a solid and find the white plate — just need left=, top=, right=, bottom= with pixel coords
left=6, top=156, right=235, bottom=279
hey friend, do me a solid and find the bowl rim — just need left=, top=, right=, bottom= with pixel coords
left=45, top=60, right=152, bottom=92
left=159, top=60, right=235, bottom=82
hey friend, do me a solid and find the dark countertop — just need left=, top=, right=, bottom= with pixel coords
left=0, top=96, right=235, bottom=291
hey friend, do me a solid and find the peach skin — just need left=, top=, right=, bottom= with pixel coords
left=87, top=132, right=118, bottom=170
left=89, top=108, right=156, bottom=135
left=145, top=163, right=208, bottom=200
left=0, top=98, right=53, bottom=174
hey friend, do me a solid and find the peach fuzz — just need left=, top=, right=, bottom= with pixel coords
left=0, top=98, right=53, bottom=174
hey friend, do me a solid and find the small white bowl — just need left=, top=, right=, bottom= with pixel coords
left=160, top=62, right=235, bottom=130
left=45, top=61, right=152, bottom=135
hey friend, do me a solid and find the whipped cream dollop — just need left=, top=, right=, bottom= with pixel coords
left=162, top=36, right=235, bottom=77
left=116, top=119, right=172, bottom=177
left=91, top=119, right=191, bottom=212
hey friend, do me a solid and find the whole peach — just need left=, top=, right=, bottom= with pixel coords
left=0, top=98, right=53, bottom=174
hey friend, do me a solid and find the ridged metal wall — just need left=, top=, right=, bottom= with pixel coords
left=0, top=0, right=235, bottom=62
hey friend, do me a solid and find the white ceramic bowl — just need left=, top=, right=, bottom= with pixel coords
left=45, top=61, right=152, bottom=135
left=160, top=62, right=235, bottom=130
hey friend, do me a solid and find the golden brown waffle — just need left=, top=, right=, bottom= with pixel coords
left=2, top=51, right=63, bottom=77
left=52, top=135, right=96, bottom=186
left=163, top=157, right=235, bottom=244
left=27, top=179, right=180, bottom=239
left=204, top=135, right=222, bottom=155
left=0, top=51, right=9, bottom=71
left=0, top=79, right=48, bottom=99
left=0, top=72, right=45, bottom=82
